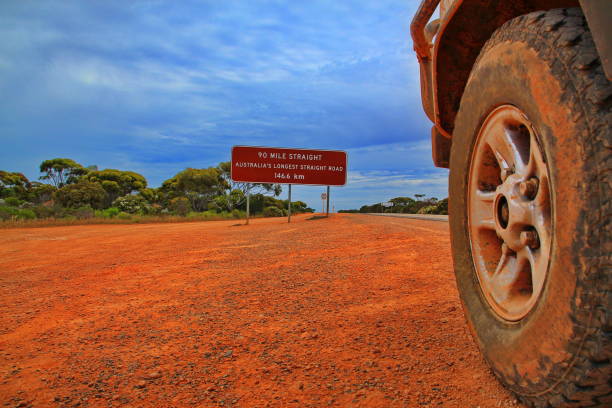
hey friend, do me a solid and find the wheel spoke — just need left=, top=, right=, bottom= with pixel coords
left=470, top=190, right=496, bottom=231
left=528, top=135, right=551, bottom=209
left=522, top=133, right=538, bottom=178
left=533, top=174, right=550, bottom=208
left=489, top=248, right=519, bottom=304
left=517, top=247, right=538, bottom=304
left=518, top=245, right=546, bottom=298
left=486, top=126, right=528, bottom=175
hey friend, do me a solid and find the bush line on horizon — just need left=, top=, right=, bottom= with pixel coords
left=338, top=195, right=448, bottom=215
left=0, top=158, right=315, bottom=225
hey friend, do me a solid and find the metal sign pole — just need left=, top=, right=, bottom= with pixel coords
left=246, top=185, right=250, bottom=225
left=326, top=186, right=330, bottom=217
left=288, top=184, right=292, bottom=223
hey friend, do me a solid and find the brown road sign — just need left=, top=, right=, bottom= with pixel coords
left=231, top=146, right=347, bottom=186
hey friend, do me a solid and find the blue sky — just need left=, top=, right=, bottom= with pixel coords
left=0, top=0, right=448, bottom=210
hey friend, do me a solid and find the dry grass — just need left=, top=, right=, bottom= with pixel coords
left=0, top=214, right=253, bottom=229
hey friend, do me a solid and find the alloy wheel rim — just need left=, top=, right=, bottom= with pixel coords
left=467, top=105, right=552, bottom=321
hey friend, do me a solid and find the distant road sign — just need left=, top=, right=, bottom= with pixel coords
left=382, top=202, right=394, bottom=207
left=231, top=146, right=347, bottom=186
left=321, top=193, right=327, bottom=200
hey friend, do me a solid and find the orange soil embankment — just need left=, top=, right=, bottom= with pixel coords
left=0, top=214, right=522, bottom=408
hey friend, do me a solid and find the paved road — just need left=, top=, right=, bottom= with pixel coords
left=365, top=213, right=449, bottom=222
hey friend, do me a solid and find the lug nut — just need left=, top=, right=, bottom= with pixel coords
left=519, top=178, right=539, bottom=199
left=520, top=230, right=540, bottom=249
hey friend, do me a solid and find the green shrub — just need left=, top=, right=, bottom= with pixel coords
left=17, top=209, right=36, bottom=220
left=149, top=203, right=162, bottom=215
left=50, top=205, right=74, bottom=218
left=417, top=205, right=437, bottom=215
left=207, top=200, right=221, bottom=212
left=113, top=195, right=149, bottom=214
left=102, top=207, right=120, bottom=218
left=117, top=212, right=132, bottom=220
left=434, top=198, right=448, bottom=214
left=169, top=197, right=191, bottom=216
left=415, top=198, right=448, bottom=215
left=33, top=205, right=55, bottom=219
left=231, top=209, right=243, bottom=219
left=74, top=206, right=94, bottom=219
left=4, top=197, right=22, bottom=207
left=0, top=206, right=19, bottom=220
left=263, top=206, right=283, bottom=217
left=54, top=181, right=107, bottom=209
left=30, top=183, right=57, bottom=204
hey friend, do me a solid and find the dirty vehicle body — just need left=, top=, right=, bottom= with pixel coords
left=411, top=1, right=610, bottom=407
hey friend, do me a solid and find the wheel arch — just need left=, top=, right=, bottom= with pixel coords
left=433, top=0, right=580, bottom=142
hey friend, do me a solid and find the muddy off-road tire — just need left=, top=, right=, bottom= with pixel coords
left=449, top=8, right=611, bottom=408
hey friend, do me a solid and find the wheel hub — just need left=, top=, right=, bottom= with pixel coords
left=467, top=105, right=552, bottom=321
left=495, top=195, right=509, bottom=229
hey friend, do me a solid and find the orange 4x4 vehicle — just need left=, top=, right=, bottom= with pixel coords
left=411, top=1, right=610, bottom=407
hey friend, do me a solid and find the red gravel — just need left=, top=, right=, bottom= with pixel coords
left=0, top=214, right=523, bottom=407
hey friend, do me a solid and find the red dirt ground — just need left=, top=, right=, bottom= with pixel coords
left=0, top=214, right=523, bottom=408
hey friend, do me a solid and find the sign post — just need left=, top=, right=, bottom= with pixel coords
left=287, top=184, right=292, bottom=223
left=321, top=192, right=327, bottom=214
left=326, top=186, right=330, bottom=217
left=246, top=185, right=250, bottom=225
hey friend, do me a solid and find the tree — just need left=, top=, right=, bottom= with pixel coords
left=216, top=162, right=282, bottom=211
left=162, top=167, right=228, bottom=212
left=112, top=195, right=150, bottom=214
left=29, top=182, right=57, bottom=204
left=263, top=206, right=284, bottom=217
left=138, top=187, right=166, bottom=210
left=389, top=196, right=417, bottom=213
left=291, top=201, right=313, bottom=213
left=169, top=197, right=191, bottom=216
left=210, top=189, right=245, bottom=212
left=391, top=196, right=416, bottom=206
left=39, top=158, right=88, bottom=187
left=84, top=169, right=147, bottom=206
left=138, top=188, right=164, bottom=205
left=54, top=181, right=107, bottom=209
left=0, top=171, right=31, bottom=199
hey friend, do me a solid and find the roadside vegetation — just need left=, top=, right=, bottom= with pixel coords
left=0, top=159, right=314, bottom=227
left=339, top=195, right=448, bottom=215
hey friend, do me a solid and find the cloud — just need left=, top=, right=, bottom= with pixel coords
left=0, top=0, right=435, bottom=209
